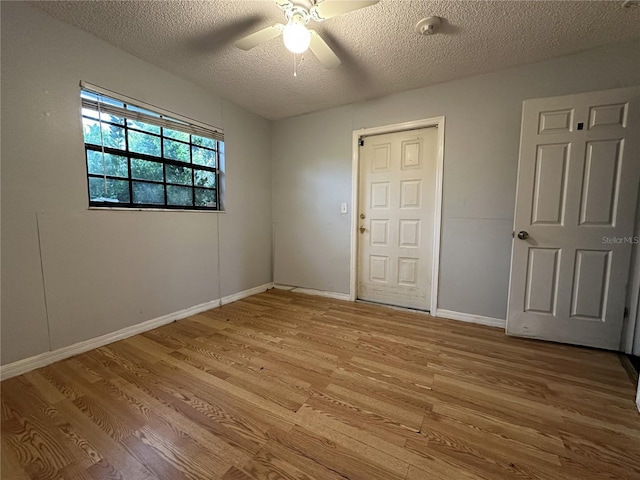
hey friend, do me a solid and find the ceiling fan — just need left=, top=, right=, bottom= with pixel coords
left=234, top=0, right=380, bottom=69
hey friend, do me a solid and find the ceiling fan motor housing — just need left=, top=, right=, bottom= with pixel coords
left=279, top=0, right=329, bottom=23
left=286, top=8, right=311, bottom=25
left=279, top=0, right=314, bottom=21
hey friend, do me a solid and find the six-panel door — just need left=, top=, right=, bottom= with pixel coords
left=358, top=128, right=438, bottom=311
left=507, top=87, right=640, bottom=349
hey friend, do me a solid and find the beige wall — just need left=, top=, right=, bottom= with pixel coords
left=272, top=39, right=640, bottom=320
left=0, top=2, right=272, bottom=365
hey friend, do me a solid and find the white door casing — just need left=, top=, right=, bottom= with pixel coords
left=357, top=127, right=438, bottom=311
left=507, top=86, right=640, bottom=350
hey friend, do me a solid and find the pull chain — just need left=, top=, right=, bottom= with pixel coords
left=293, top=53, right=304, bottom=77
left=97, top=97, right=108, bottom=196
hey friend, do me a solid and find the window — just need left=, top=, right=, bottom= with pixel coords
left=81, top=85, right=224, bottom=210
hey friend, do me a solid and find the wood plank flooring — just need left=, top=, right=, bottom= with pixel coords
left=2, top=289, right=639, bottom=480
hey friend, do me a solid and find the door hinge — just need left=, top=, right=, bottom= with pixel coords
left=359, top=137, right=365, bottom=147
left=624, top=307, right=629, bottom=319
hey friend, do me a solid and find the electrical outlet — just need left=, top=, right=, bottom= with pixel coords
left=341, top=203, right=348, bottom=214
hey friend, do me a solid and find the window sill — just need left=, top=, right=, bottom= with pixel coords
left=88, top=206, right=226, bottom=213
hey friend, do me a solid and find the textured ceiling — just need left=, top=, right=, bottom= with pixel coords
left=30, top=0, right=640, bottom=120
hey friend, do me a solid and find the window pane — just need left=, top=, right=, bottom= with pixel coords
left=83, top=118, right=126, bottom=149
left=132, top=181, right=164, bottom=205
left=128, top=130, right=161, bottom=156
left=194, top=169, right=215, bottom=188
left=166, top=165, right=192, bottom=186
left=192, top=135, right=217, bottom=150
left=87, top=150, right=128, bottom=177
left=89, top=177, right=130, bottom=203
left=127, top=119, right=161, bottom=135
left=192, top=146, right=216, bottom=168
left=167, top=185, right=193, bottom=207
left=163, top=128, right=190, bottom=142
left=163, top=139, right=190, bottom=163
left=82, top=118, right=100, bottom=144
left=195, top=188, right=216, bottom=208
left=131, top=159, right=163, bottom=182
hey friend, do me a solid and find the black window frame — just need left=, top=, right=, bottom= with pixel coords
left=81, top=90, right=223, bottom=211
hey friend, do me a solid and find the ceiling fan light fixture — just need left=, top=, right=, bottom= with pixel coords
left=235, top=0, right=379, bottom=68
left=283, top=16, right=311, bottom=53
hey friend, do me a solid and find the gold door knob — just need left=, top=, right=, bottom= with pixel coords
left=359, top=226, right=366, bottom=233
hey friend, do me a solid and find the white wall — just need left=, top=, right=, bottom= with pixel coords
left=0, top=2, right=272, bottom=365
left=272, top=105, right=355, bottom=293
left=272, top=39, right=640, bottom=320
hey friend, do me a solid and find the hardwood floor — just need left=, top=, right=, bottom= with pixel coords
left=2, top=289, right=639, bottom=480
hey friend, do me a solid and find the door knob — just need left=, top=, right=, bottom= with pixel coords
left=359, top=226, right=366, bottom=233
left=517, top=231, right=529, bottom=240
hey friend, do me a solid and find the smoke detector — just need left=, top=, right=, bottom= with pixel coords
left=416, top=16, right=442, bottom=35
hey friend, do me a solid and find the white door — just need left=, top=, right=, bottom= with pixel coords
left=507, top=86, right=640, bottom=350
left=358, top=127, right=438, bottom=311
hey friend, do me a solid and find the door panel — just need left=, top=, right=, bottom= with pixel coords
left=358, top=128, right=437, bottom=310
left=524, top=248, right=560, bottom=315
left=507, top=87, right=640, bottom=349
left=579, top=140, right=621, bottom=226
left=370, top=220, right=389, bottom=246
left=371, top=182, right=391, bottom=208
left=531, top=143, right=569, bottom=225
left=570, top=249, right=610, bottom=320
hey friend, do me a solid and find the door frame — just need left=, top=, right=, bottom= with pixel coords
left=349, top=117, right=446, bottom=314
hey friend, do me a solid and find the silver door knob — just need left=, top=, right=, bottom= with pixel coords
left=517, top=231, right=529, bottom=240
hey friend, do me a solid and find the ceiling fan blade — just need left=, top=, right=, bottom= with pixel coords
left=312, top=0, right=379, bottom=20
left=309, top=31, right=341, bottom=69
left=234, top=24, right=284, bottom=51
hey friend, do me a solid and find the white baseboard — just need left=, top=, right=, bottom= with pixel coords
left=436, top=309, right=506, bottom=329
left=0, top=282, right=273, bottom=381
left=220, top=283, right=273, bottom=304
left=273, top=284, right=351, bottom=301
left=290, top=286, right=351, bottom=301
